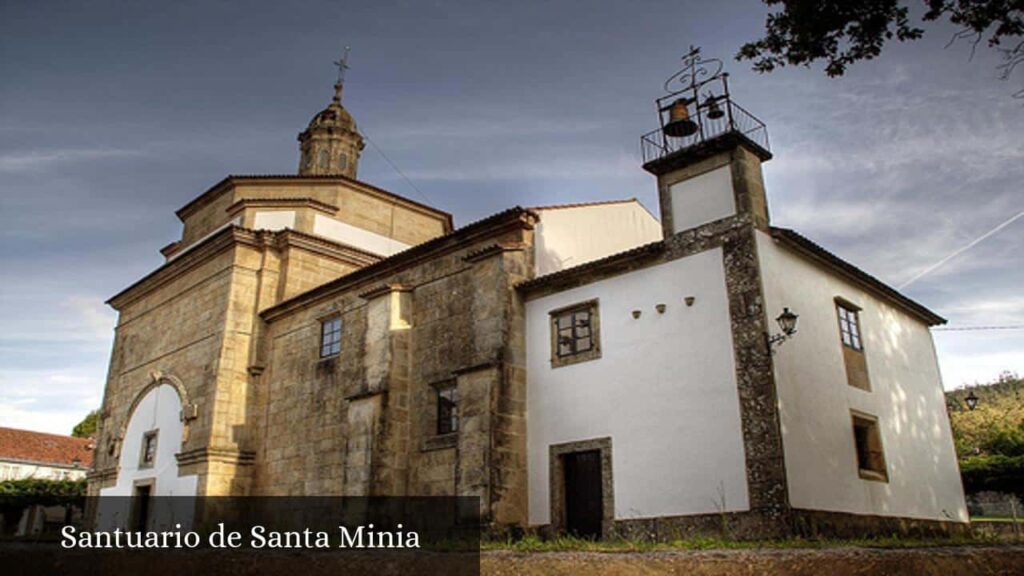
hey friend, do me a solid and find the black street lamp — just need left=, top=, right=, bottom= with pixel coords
left=768, top=307, right=799, bottom=353
left=965, top=389, right=979, bottom=411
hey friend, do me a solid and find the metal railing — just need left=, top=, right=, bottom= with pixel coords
left=640, top=98, right=770, bottom=165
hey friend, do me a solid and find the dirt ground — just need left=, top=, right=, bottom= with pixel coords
left=481, top=545, right=1024, bottom=576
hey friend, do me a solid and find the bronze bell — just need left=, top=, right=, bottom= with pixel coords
left=705, top=95, right=725, bottom=120
left=663, top=98, right=697, bottom=138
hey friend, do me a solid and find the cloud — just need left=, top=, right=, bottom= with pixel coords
left=0, top=148, right=146, bottom=172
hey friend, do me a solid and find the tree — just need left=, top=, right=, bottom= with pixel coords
left=739, top=0, right=1024, bottom=95
left=71, top=409, right=99, bottom=439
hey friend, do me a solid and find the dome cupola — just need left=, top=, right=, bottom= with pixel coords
left=298, top=49, right=364, bottom=178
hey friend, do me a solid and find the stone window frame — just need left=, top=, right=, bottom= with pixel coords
left=549, top=299, right=602, bottom=368
left=139, top=429, right=159, bottom=469
left=835, top=297, right=871, bottom=391
left=436, top=381, right=459, bottom=436
left=835, top=298, right=864, bottom=351
left=850, top=410, right=888, bottom=483
left=422, top=379, right=459, bottom=452
left=548, top=437, right=614, bottom=538
left=319, top=315, right=342, bottom=358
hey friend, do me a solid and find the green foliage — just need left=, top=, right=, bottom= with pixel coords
left=959, top=455, right=1024, bottom=500
left=0, top=478, right=87, bottom=506
left=739, top=0, right=1023, bottom=79
left=0, top=478, right=86, bottom=535
left=946, top=372, right=1024, bottom=498
left=947, top=372, right=1024, bottom=458
left=71, top=409, right=100, bottom=438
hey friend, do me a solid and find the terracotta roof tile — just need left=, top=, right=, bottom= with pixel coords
left=0, top=427, right=94, bottom=468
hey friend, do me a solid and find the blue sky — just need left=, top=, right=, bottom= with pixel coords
left=1, top=0, right=1022, bottom=435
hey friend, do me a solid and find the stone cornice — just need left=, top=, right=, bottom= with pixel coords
left=463, top=242, right=528, bottom=263
left=274, top=229, right=382, bottom=268
left=107, top=226, right=263, bottom=309
left=358, top=283, right=412, bottom=300
left=225, top=197, right=339, bottom=216
left=176, top=175, right=453, bottom=232
left=108, top=226, right=386, bottom=311
left=176, top=446, right=256, bottom=467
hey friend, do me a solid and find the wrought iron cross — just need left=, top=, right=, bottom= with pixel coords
left=334, top=46, right=351, bottom=84
left=332, top=46, right=351, bottom=102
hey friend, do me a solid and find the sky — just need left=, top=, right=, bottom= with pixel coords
left=1, top=0, right=1021, bottom=435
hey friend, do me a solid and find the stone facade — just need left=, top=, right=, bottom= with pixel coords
left=90, top=80, right=962, bottom=540
left=252, top=210, right=535, bottom=526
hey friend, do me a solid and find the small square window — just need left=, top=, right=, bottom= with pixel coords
left=549, top=300, right=601, bottom=368
left=320, top=316, right=342, bottom=358
left=139, top=430, right=158, bottom=468
left=436, top=385, right=458, bottom=435
left=851, top=412, right=887, bottom=482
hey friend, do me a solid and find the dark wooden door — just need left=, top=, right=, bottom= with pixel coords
left=563, top=450, right=603, bottom=539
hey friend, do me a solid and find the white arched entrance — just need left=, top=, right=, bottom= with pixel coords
left=98, top=380, right=198, bottom=529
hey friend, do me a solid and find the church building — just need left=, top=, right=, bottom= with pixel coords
left=88, top=52, right=968, bottom=539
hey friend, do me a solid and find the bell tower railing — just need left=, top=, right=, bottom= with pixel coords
left=640, top=47, right=770, bottom=167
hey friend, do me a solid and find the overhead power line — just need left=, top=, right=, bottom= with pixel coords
left=361, top=130, right=433, bottom=206
left=932, top=325, right=1024, bottom=332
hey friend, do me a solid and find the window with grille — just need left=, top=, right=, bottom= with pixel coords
left=436, top=385, right=458, bottom=435
left=837, top=302, right=863, bottom=351
left=140, top=430, right=158, bottom=468
left=549, top=300, right=601, bottom=367
left=320, top=316, right=342, bottom=358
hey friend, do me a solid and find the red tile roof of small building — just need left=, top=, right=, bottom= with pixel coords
left=0, top=426, right=94, bottom=468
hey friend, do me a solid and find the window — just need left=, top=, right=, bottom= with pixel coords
left=140, top=430, right=158, bottom=468
left=851, top=412, right=887, bottom=482
left=436, top=384, right=458, bottom=435
left=338, top=153, right=348, bottom=171
left=320, top=316, right=342, bottom=358
left=835, top=298, right=870, bottom=390
left=836, top=302, right=862, bottom=351
left=549, top=300, right=601, bottom=368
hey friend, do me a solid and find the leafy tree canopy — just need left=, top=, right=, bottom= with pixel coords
left=71, top=409, right=99, bottom=439
left=739, top=0, right=1023, bottom=86
left=946, top=371, right=1024, bottom=498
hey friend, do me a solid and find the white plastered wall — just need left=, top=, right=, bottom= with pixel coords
left=533, top=201, right=662, bottom=276
left=100, top=384, right=197, bottom=497
left=253, top=210, right=296, bottom=231
left=669, top=165, right=735, bottom=233
left=756, top=230, right=967, bottom=522
left=526, top=248, right=750, bottom=525
left=313, top=214, right=411, bottom=257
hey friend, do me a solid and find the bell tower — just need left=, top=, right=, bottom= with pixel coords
left=641, top=47, right=772, bottom=238
left=298, top=48, right=365, bottom=178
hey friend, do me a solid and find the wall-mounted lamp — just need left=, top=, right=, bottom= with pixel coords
left=632, top=310, right=642, bottom=319
left=656, top=304, right=666, bottom=314
left=767, top=307, right=799, bottom=353
left=685, top=296, right=695, bottom=307
left=965, top=389, right=979, bottom=411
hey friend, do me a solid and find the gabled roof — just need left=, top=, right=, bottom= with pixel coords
left=261, top=207, right=539, bottom=321
left=0, top=427, right=94, bottom=468
left=769, top=227, right=946, bottom=326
